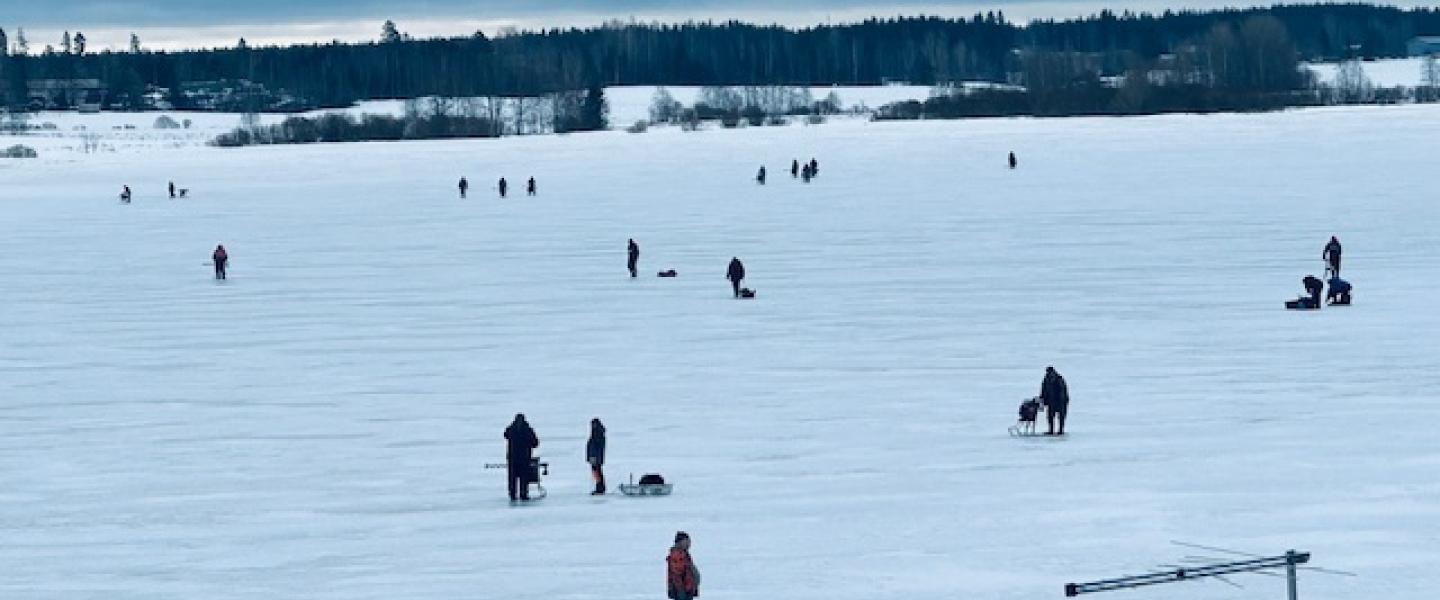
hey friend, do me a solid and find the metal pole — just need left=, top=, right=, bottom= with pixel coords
left=1286, top=550, right=1299, bottom=600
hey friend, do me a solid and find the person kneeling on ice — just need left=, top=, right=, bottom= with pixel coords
left=1040, top=366, right=1069, bottom=436
left=587, top=418, right=606, bottom=495
left=1327, top=276, right=1352, bottom=305
left=1297, top=275, right=1324, bottom=309
left=504, top=413, right=539, bottom=501
left=667, top=532, right=701, bottom=600
left=212, top=245, right=229, bottom=280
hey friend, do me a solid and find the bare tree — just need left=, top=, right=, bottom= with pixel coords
left=1421, top=55, right=1440, bottom=102
left=649, top=87, right=682, bottom=123
left=130, top=33, right=142, bottom=54
left=1332, top=59, right=1373, bottom=104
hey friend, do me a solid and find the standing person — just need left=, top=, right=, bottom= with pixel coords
left=627, top=239, right=640, bottom=278
left=212, top=245, right=229, bottom=280
left=459, top=177, right=469, bottom=198
left=120, top=185, right=132, bottom=203
left=1008, top=152, right=1017, bottom=169
left=169, top=181, right=176, bottom=199
left=726, top=257, right=746, bottom=298
left=667, top=532, right=701, bottom=600
left=791, top=159, right=799, bottom=178
left=504, top=413, right=539, bottom=501
left=527, top=177, right=536, bottom=196
left=1323, top=236, right=1343, bottom=277
left=498, top=177, right=508, bottom=199
left=586, top=418, right=606, bottom=495
left=808, top=158, right=818, bottom=175
left=756, top=166, right=766, bottom=185
left=1039, top=366, right=1069, bottom=436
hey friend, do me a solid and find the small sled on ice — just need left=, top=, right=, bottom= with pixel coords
left=1008, top=397, right=1042, bottom=437
left=738, top=288, right=756, bottom=298
left=619, top=473, right=673, bottom=496
left=1285, top=298, right=1320, bottom=310
left=658, top=270, right=678, bottom=278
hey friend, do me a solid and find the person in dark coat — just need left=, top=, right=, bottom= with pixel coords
left=120, top=185, right=132, bottom=203
left=1302, top=275, right=1324, bottom=308
left=627, top=239, right=640, bottom=278
left=587, top=418, right=607, bottom=495
left=458, top=177, right=469, bottom=198
left=1323, top=236, right=1342, bottom=277
left=504, top=413, right=539, bottom=501
left=1039, top=366, right=1069, bottom=435
left=756, top=166, right=766, bottom=185
left=1327, top=276, right=1352, bottom=305
left=169, top=181, right=177, bottom=199
left=212, top=245, right=229, bottom=280
left=808, top=158, right=818, bottom=175
left=1008, top=152, right=1017, bottom=169
left=527, top=177, right=536, bottom=196
left=791, top=159, right=800, bottom=178
left=726, top=257, right=746, bottom=298
left=498, top=177, right=508, bottom=199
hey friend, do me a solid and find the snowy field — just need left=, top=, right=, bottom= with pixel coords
left=2, top=104, right=1439, bottom=600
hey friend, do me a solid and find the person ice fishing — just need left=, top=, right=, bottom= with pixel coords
left=791, top=159, right=800, bottom=178
left=212, top=245, right=229, bottom=280
left=498, top=177, right=508, bottom=199
left=120, top=185, right=132, bottom=203
left=527, top=177, right=536, bottom=196
left=504, top=413, right=540, bottom=501
left=726, top=257, right=746, bottom=298
left=667, top=532, right=701, bottom=600
left=808, top=158, right=818, bottom=175
left=1302, top=275, right=1325, bottom=308
left=459, top=177, right=469, bottom=198
left=628, top=239, right=640, bottom=278
left=756, top=166, right=766, bottom=185
left=587, top=418, right=607, bottom=495
left=1040, top=366, right=1069, bottom=436
left=1323, top=236, right=1343, bottom=277
left=1327, top=276, right=1352, bottom=305
left=169, top=181, right=176, bottom=199
left=1008, top=151, right=1018, bottom=169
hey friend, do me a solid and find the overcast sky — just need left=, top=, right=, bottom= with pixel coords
left=3, top=0, right=1432, bottom=51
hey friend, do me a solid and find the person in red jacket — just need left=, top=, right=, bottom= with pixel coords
left=212, top=245, right=229, bottom=280
left=667, top=531, right=700, bottom=600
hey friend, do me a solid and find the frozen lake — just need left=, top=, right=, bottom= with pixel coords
left=2, top=105, right=1438, bottom=599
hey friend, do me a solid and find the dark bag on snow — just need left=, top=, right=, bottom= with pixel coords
left=639, top=473, right=665, bottom=485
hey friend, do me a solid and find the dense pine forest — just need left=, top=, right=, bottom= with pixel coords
left=2, top=3, right=1439, bottom=111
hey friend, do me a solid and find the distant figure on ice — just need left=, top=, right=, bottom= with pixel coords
left=1292, top=275, right=1325, bottom=309
left=1327, top=276, right=1352, bottom=305
left=212, top=245, right=229, bottom=280
left=1323, top=236, right=1343, bottom=277
left=667, top=532, right=701, bottom=600
left=756, top=166, right=766, bottom=185
left=809, top=158, right=818, bottom=175
left=791, top=159, right=800, bottom=178
left=587, top=418, right=606, bottom=495
left=527, top=177, right=536, bottom=196
left=504, top=413, right=540, bottom=501
left=169, top=181, right=177, bottom=199
left=1008, top=152, right=1017, bottom=169
left=120, top=185, right=132, bottom=203
left=726, top=257, right=746, bottom=298
left=459, top=177, right=469, bottom=198
left=1040, top=366, right=1069, bottom=436
left=801, top=164, right=813, bottom=183
left=627, top=239, right=640, bottom=278
left=498, top=177, right=508, bottom=199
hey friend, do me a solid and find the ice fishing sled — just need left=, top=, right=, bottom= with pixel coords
left=1285, top=299, right=1319, bottom=310
left=738, top=288, right=756, bottom=298
left=619, top=473, right=673, bottom=496
left=658, top=270, right=678, bottom=278
left=1008, top=397, right=1041, bottom=437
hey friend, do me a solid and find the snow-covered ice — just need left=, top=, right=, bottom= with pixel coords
left=2, top=104, right=1439, bottom=600
left=1306, top=57, right=1435, bottom=87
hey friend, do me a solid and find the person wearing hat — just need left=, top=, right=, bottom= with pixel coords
left=1322, top=236, right=1343, bottom=277
left=667, top=531, right=700, bottom=600
left=586, top=418, right=606, bottom=495
left=1039, top=366, right=1070, bottom=436
left=504, top=413, right=539, bottom=501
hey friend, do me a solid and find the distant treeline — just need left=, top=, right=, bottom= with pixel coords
left=2, top=3, right=1439, bottom=110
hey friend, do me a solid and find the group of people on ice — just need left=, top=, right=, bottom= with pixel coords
left=118, top=181, right=188, bottom=203
left=623, top=238, right=752, bottom=297
left=501, top=413, right=608, bottom=502
left=459, top=176, right=536, bottom=199
left=1290, top=236, right=1352, bottom=309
